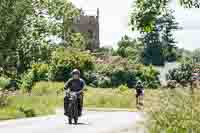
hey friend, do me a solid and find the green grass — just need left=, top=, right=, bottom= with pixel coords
left=31, top=81, right=64, bottom=96
left=0, top=81, right=165, bottom=120
left=84, top=87, right=163, bottom=110
left=147, top=88, right=200, bottom=133
left=0, top=82, right=64, bottom=120
left=84, top=87, right=135, bottom=108
left=1, top=81, right=199, bottom=132
left=0, top=94, right=63, bottom=120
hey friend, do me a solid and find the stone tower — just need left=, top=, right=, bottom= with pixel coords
left=72, top=8, right=100, bottom=50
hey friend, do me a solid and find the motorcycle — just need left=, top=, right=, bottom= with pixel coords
left=64, top=91, right=79, bottom=124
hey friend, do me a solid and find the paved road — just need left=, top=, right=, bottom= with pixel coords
left=0, top=110, right=144, bottom=133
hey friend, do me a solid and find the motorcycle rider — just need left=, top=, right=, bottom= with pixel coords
left=64, top=69, right=85, bottom=116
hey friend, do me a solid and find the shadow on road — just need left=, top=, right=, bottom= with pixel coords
left=65, top=122, right=90, bottom=126
left=76, top=122, right=89, bottom=125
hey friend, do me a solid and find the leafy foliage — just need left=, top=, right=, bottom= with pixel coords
left=18, top=106, right=36, bottom=117
left=0, top=91, right=10, bottom=107
left=86, top=63, right=160, bottom=88
left=136, top=65, right=160, bottom=88
left=48, top=48, right=94, bottom=81
left=31, top=64, right=49, bottom=81
left=0, top=77, right=10, bottom=90
left=130, top=0, right=199, bottom=33
left=116, top=35, right=143, bottom=63
left=117, top=84, right=129, bottom=92
left=130, top=0, right=169, bottom=33
left=111, top=68, right=137, bottom=88
left=140, top=9, right=179, bottom=66
left=21, top=70, right=35, bottom=92
left=130, top=0, right=182, bottom=66
left=0, top=0, right=80, bottom=77
left=166, top=63, right=193, bottom=83
left=192, top=48, right=200, bottom=63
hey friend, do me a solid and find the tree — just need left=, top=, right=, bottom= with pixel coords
left=0, top=0, right=33, bottom=77
left=116, top=35, right=143, bottom=63
left=179, top=0, right=200, bottom=8
left=158, top=9, right=179, bottom=62
left=130, top=0, right=180, bottom=66
left=0, top=0, right=80, bottom=77
left=192, top=48, right=200, bottom=63
left=141, top=29, right=165, bottom=66
left=130, top=0, right=199, bottom=33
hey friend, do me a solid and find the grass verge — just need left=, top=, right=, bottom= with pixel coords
left=147, top=88, right=200, bottom=133
left=0, top=81, right=163, bottom=120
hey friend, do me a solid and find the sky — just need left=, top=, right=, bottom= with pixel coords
left=70, top=0, right=200, bottom=51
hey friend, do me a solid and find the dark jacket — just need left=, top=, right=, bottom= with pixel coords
left=136, top=83, right=144, bottom=94
left=64, top=78, right=85, bottom=93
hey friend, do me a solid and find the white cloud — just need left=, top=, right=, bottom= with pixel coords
left=71, top=0, right=200, bottom=50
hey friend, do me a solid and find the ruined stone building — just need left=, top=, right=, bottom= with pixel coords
left=72, top=8, right=100, bottom=50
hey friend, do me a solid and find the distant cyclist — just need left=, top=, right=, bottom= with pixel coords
left=135, top=80, right=144, bottom=106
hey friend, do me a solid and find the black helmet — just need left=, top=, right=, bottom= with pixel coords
left=137, top=80, right=142, bottom=84
left=71, top=69, right=80, bottom=75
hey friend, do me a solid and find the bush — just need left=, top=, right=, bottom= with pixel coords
left=117, top=84, right=129, bottom=92
left=48, top=48, right=94, bottom=81
left=18, top=106, right=36, bottom=117
left=0, top=77, right=10, bottom=90
left=166, top=63, right=193, bottom=83
left=20, top=70, right=35, bottom=92
left=32, top=82, right=64, bottom=96
left=89, top=63, right=160, bottom=88
left=111, top=68, right=137, bottom=88
left=136, top=65, right=160, bottom=89
left=31, top=63, right=49, bottom=81
left=98, top=76, right=112, bottom=88
left=0, top=91, right=10, bottom=107
left=83, top=71, right=98, bottom=87
left=20, top=63, right=49, bottom=92
left=95, top=64, right=114, bottom=76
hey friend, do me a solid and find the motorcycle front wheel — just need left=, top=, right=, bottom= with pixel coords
left=74, top=117, right=78, bottom=124
left=68, top=117, right=72, bottom=124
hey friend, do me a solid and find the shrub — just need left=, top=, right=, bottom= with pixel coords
left=95, top=64, right=114, bottom=76
left=5, top=80, right=20, bottom=91
left=98, top=76, right=112, bottom=88
left=32, top=82, right=64, bottom=96
left=31, top=63, right=49, bottom=81
left=83, top=71, right=98, bottom=87
left=137, top=65, right=160, bottom=88
left=111, top=68, right=137, bottom=88
left=117, top=84, right=129, bottom=92
left=0, top=91, right=9, bottom=107
left=0, top=77, right=10, bottom=90
left=48, top=48, right=94, bottom=81
left=18, top=106, right=36, bottom=117
left=166, top=63, right=193, bottom=83
left=91, top=63, right=160, bottom=88
left=20, top=64, right=49, bottom=92
left=20, top=70, right=35, bottom=92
